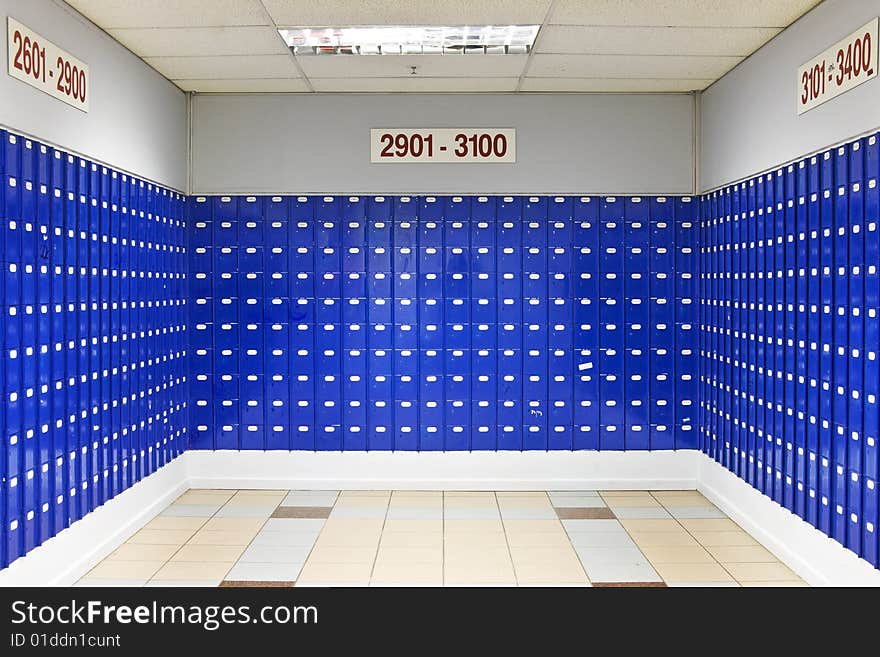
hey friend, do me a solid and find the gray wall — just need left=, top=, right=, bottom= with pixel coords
left=0, top=0, right=186, bottom=190
left=191, top=93, right=695, bottom=195
left=701, top=0, right=880, bottom=191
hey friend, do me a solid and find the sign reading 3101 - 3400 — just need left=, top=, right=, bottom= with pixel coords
left=370, top=129, right=516, bottom=163
left=7, top=17, right=90, bottom=112
left=798, top=17, right=878, bottom=114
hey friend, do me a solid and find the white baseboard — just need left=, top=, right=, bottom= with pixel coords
left=185, top=449, right=701, bottom=491
left=2, top=449, right=879, bottom=586
left=0, top=457, right=189, bottom=587
left=697, top=457, right=880, bottom=587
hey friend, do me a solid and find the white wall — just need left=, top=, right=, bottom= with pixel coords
left=191, top=92, right=695, bottom=196
left=701, top=0, right=880, bottom=191
left=0, top=0, right=186, bottom=190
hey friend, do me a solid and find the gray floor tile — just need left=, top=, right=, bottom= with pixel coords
left=262, top=518, right=326, bottom=532
left=250, top=531, right=322, bottom=547
left=576, top=547, right=651, bottom=566
left=548, top=490, right=600, bottom=496
left=239, top=544, right=314, bottom=564
left=549, top=496, right=609, bottom=508
left=499, top=507, right=558, bottom=519
left=561, top=519, right=623, bottom=532
left=566, top=531, right=638, bottom=549
left=225, top=562, right=305, bottom=582
left=282, top=492, right=339, bottom=507
left=75, top=579, right=148, bottom=587
left=582, top=562, right=662, bottom=583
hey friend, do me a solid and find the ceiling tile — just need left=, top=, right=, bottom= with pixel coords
left=108, top=27, right=289, bottom=57
left=528, top=54, right=741, bottom=79
left=310, top=77, right=519, bottom=92
left=262, top=0, right=552, bottom=26
left=144, top=54, right=298, bottom=79
left=298, top=54, right=529, bottom=78
left=548, top=0, right=821, bottom=28
left=520, top=77, right=713, bottom=92
left=64, top=0, right=271, bottom=28
left=174, top=78, right=311, bottom=92
left=536, top=25, right=780, bottom=56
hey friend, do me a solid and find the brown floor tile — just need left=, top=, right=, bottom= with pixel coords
left=272, top=506, right=332, bottom=519
left=555, top=507, right=616, bottom=520
left=220, top=581, right=295, bottom=588
left=592, top=582, right=668, bottom=587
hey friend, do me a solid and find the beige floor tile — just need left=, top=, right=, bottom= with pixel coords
left=513, top=561, right=588, bottom=584
left=382, top=519, right=442, bottom=533
left=388, top=498, right=443, bottom=509
left=175, top=492, right=235, bottom=505
left=143, top=516, right=207, bottom=531
left=379, top=532, right=443, bottom=548
left=599, top=490, right=655, bottom=497
left=628, top=531, right=700, bottom=547
left=444, top=491, right=496, bottom=498
left=495, top=491, right=546, bottom=498
left=444, top=562, right=516, bottom=584
left=652, top=495, right=713, bottom=508
left=186, top=530, right=257, bottom=546
left=691, top=530, right=759, bottom=547
left=223, top=496, right=282, bottom=509
left=444, top=519, right=505, bottom=533
left=85, top=560, right=165, bottom=580
left=392, top=490, right=442, bottom=498
left=306, top=545, right=377, bottom=563
left=372, top=562, right=442, bottom=584
left=443, top=501, right=500, bottom=510
left=126, top=529, right=195, bottom=545
left=650, top=490, right=707, bottom=500
left=375, top=546, right=443, bottom=563
left=235, top=489, right=287, bottom=497
left=186, top=488, right=237, bottom=495
left=298, top=562, right=374, bottom=582
left=740, top=580, right=808, bottom=587
left=333, top=498, right=389, bottom=508
left=509, top=546, right=581, bottom=564
left=201, top=517, right=266, bottom=532
left=505, top=531, right=572, bottom=548
left=151, top=561, right=234, bottom=581
left=679, top=518, right=742, bottom=532
left=444, top=546, right=512, bottom=564
left=338, top=490, right=391, bottom=497
left=725, top=562, right=800, bottom=582
left=443, top=532, right=509, bottom=547
left=619, top=519, right=683, bottom=533
left=706, top=545, right=778, bottom=563
left=105, top=543, right=180, bottom=562
left=640, top=545, right=716, bottom=564
left=502, top=519, right=562, bottom=533
left=652, top=562, right=735, bottom=583
left=170, top=544, right=246, bottom=562
left=321, top=518, right=385, bottom=532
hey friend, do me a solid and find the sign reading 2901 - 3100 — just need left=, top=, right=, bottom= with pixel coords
left=371, top=129, right=515, bottom=163
left=7, top=17, right=90, bottom=112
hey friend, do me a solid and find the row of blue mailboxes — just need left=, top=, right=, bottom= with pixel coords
left=190, top=223, right=691, bottom=247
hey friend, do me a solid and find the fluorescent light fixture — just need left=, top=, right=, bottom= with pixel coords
left=278, top=25, right=539, bottom=55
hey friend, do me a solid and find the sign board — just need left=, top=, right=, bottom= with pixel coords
left=798, top=17, right=878, bottom=114
left=7, top=17, right=90, bottom=112
left=370, top=128, right=515, bottom=163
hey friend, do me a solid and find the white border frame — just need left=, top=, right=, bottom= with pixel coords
left=1, top=450, right=878, bottom=586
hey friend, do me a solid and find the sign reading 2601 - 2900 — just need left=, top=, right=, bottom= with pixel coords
left=370, top=129, right=516, bottom=163
left=7, top=17, right=90, bottom=112
left=798, top=17, right=878, bottom=115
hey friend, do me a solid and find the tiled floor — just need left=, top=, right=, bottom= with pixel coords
left=76, top=489, right=807, bottom=587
